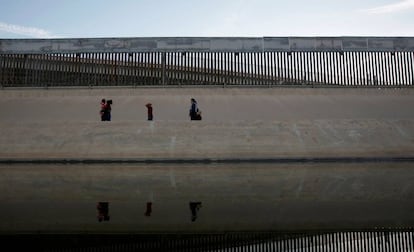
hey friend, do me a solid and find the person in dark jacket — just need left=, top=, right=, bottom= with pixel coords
left=103, top=99, right=112, bottom=121
left=145, top=103, right=153, bottom=121
left=189, top=98, right=202, bottom=120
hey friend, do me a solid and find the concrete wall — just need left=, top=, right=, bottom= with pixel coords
left=1, top=37, right=414, bottom=54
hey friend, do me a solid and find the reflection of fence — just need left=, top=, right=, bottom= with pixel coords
left=3, top=230, right=414, bottom=251
left=1, top=38, right=414, bottom=87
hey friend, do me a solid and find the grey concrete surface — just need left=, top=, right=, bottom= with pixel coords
left=1, top=37, right=414, bottom=54
left=0, top=87, right=414, bottom=160
left=1, top=87, right=414, bottom=233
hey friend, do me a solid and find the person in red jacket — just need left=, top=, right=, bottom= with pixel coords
left=100, top=99, right=106, bottom=121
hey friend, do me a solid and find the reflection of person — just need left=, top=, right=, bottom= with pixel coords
left=145, top=103, right=153, bottom=121
left=189, top=98, right=202, bottom=120
left=189, top=202, right=202, bottom=222
left=97, top=202, right=110, bottom=222
left=145, top=202, right=152, bottom=216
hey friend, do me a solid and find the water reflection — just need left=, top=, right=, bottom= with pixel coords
left=0, top=163, right=413, bottom=232
left=96, top=202, right=110, bottom=222
left=189, top=202, right=202, bottom=222
left=145, top=202, right=152, bottom=217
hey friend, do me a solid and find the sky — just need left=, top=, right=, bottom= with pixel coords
left=0, top=0, right=413, bottom=38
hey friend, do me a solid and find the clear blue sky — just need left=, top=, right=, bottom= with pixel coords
left=0, top=0, right=413, bottom=38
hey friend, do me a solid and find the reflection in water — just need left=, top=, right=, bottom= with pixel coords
left=1, top=163, right=413, bottom=232
left=145, top=202, right=152, bottom=216
left=96, top=202, right=110, bottom=222
left=189, top=202, right=202, bottom=222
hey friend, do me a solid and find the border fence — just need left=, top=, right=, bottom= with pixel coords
left=1, top=37, right=413, bottom=87
left=2, top=230, right=414, bottom=251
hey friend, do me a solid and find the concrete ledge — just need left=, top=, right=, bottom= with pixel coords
left=2, top=156, right=414, bottom=165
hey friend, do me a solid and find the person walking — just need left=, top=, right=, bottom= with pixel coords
left=145, top=103, right=153, bottom=121
left=189, top=98, right=202, bottom=120
left=103, top=99, right=112, bottom=121
left=100, top=98, right=106, bottom=121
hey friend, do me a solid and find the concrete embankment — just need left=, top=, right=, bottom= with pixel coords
left=1, top=87, right=414, bottom=161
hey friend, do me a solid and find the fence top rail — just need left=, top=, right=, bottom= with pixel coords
left=1, top=37, right=414, bottom=54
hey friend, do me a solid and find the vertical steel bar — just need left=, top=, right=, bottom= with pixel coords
left=392, top=52, right=397, bottom=86
left=202, top=52, right=205, bottom=85
left=360, top=52, right=365, bottom=85
left=223, top=52, right=227, bottom=85
left=310, top=52, right=315, bottom=84
left=210, top=52, right=213, bottom=84
left=325, top=51, right=333, bottom=84
left=269, top=52, right=274, bottom=85
left=288, top=52, right=293, bottom=83
left=397, top=52, right=403, bottom=86
left=379, top=52, right=385, bottom=86
left=152, top=52, right=156, bottom=85
left=374, top=52, right=380, bottom=86
left=130, top=52, right=137, bottom=87
left=373, top=52, right=379, bottom=85
left=301, top=51, right=305, bottom=84
left=144, top=52, right=148, bottom=85
left=256, top=52, right=260, bottom=85
left=330, top=52, right=335, bottom=84
left=401, top=52, right=407, bottom=86
left=320, top=52, right=324, bottom=84
left=354, top=52, right=359, bottom=86
left=298, top=51, right=303, bottom=84
left=0, top=54, right=3, bottom=87
left=404, top=52, right=410, bottom=85
left=335, top=52, right=340, bottom=85
left=286, top=52, right=290, bottom=83
left=216, top=52, right=220, bottom=85
left=36, top=54, right=40, bottom=86
left=336, top=51, right=343, bottom=86
left=355, top=52, right=360, bottom=86
left=258, top=52, right=262, bottom=85
left=274, top=52, right=279, bottom=83
left=279, top=52, right=283, bottom=83
left=325, top=51, right=332, bottom=85
left=378, top=52, right=384, bottom=85
left=264, top=51, right=269, bottom=86
left=209, top=52, right=213, bottom=85
left=241, top=52, right=245, bottom=85
left=293, top=52, right=297, bottom=84
left=347, top=52, right=352, bottom=86
left=370, top=52, right=375, bottom=86
left=304, top=52, right=308, bottom=84
left=384, top=52, right=389, bottom=86
left=314, top=52, right=319, bottom=84
left=318, top=52, right=322, bottom=84
left=350, top=52, right=356, bottom=86
left=217, top=52, right=221, bottom=85
left=276, top=51, right=280, bottom=85
left=198, top=52, right=202, bottom=85
left=95, top=53, right=99, bottom=86
left=250, top=52, right=252, bottom=85
left=230, top=52, right=234, bottom=85
left=409, top=52, right=414, bottom=85
left=367, top=51, right=372, bottom=86
left=339, top=52, right=344, bottom=85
